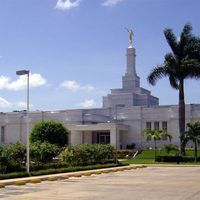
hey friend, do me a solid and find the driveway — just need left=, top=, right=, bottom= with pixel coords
left=0, top=166, right=200, bottom=200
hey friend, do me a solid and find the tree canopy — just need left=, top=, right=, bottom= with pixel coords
left=30, top=121, right=69, bottom=147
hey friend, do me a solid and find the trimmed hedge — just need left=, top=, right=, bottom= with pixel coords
left=156, top=156, right=200, bottom=162
left=0, top=163, right=125, bottom=180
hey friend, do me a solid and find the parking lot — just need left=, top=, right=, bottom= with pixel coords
left=0, top=166, right=200, bottom=200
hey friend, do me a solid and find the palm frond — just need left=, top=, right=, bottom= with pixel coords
left=186, top=37, right=200, bottom=61
left=181, top=59, right=200, bottom=79
left=164, top=28, right=179, bottom=57
left=179, top=23, right=193, bottom=56
left=147, top=65, right=168, bottom=85
left=169, top=75, right=179, bottom=89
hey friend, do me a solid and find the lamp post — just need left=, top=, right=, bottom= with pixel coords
left=16, top=70, right=30, bottom=173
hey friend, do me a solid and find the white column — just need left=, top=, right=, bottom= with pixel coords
left=70, top=130, right=83, bottom=145
left=110, top=127, right=116, bottom=147
left=110, top=126, right=120, bottom=148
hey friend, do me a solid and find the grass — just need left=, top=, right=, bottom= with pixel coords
left=121, top=150, right=200, bottom=165
left=0, top=163, right=125, bottom=180
left=122, top=150, right=155, bottom=164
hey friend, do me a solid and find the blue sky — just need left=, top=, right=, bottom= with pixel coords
left=0, top=0, right=200, bottom=112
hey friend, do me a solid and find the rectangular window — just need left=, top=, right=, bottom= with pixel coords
left=154, top=122, right=159, bottom=130
left=162, top=121, right=167, bottom=131
left=146, top=122, right=151, bottom=130
left=162, top=122, right=168, bottom=140
left=1, top=126, right=5, bottom=143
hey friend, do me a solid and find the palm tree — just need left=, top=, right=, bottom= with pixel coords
left=184, top=122, right=200, bottom=162
left=144, top=129, right=172, bottom=159
left=147, top=23, right=200, bottom=155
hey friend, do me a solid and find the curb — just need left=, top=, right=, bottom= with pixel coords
left=0, top=165, right=146, bottom=188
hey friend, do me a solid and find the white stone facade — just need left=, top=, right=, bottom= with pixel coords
left=0, top=46, right=200, bottom=149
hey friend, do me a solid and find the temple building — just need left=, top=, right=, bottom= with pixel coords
left=0, top=39, right=200, bottom=149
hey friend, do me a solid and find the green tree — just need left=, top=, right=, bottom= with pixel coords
left=144, top=129, right=172, bottom=159
left=147, top=23, right=200, bottom=155
left=30, top=121, right=69, bottom=147
left=184, top=122, right=200, bottom=162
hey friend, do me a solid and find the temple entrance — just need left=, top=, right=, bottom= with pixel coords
left=92, top=131, right=110, bottom=144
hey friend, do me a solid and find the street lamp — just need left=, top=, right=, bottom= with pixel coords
left=16, top=70, right=30, bottom=173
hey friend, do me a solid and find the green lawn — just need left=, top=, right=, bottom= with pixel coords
left=121, top=150, right=155, bottom=164
left=121, top=150, right=200, bottom=165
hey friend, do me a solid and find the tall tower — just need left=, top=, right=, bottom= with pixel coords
left=102, top=29, right=159, bottom=108
left=122, top=47, right=140, bottom=89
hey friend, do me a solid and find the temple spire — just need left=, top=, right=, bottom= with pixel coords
left=122, top=29, right=140, bottom=89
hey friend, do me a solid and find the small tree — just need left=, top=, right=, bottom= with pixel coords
left=184, top=122, right=200, bottom=162
left=144, top=129, right=172, bottom=159
left=30, top=121, right=69, bottom=147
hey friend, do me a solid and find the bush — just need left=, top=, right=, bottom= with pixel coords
left=0, top=142, right=26, bottom=173
left=30, top=142, right=60, bottom=164
left=115, top=149, right=135, bottom=159
left=163, top=144, right=179, bottom=156
left=126, top=143, right=136, bottom=149
left=30, top=121, right=69, bottom=147
left=156, top=155, right=200, bottom=162
left=59, top=144, right=116, bottom=166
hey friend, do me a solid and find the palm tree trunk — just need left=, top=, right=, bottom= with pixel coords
left=194, top=140, right=198, bottom=162
left=154, top=140, right=157, bottom=161
left=179, top=79, right=185, bottom=156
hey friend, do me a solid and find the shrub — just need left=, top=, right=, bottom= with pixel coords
left=163, top=144, right=179, bottom=156
left=59, top=144, right=115, bottom=166
left=126, top=142, right=136, bottom=149
left=30, top=142, right=60, bottom=164
left=115, top=149, right=134, bottom=159
left=30, top=121, right=69, bottom=147
left=0, top=142, right=26, bottom=173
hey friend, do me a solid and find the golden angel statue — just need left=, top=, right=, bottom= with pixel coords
left=125, top=28, right=133, bottom=47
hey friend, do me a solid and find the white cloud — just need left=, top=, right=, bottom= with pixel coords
left=102, top=0, right=124, bottom=6
left=0, top=76, right=10, bottom=90
left=0, top=97, right=11, bottom=108
left=82, top=84, right=95, bottom=92
left=60, top=80, right=95, bottom=92
left=0, top=97, right=34, bottom=110
left=55, top=0, right=81, bottom=10
left=79, top=99, right=96, bottom=108
left=60, top=80, right=80, bottom=91
left=0, top=73, right=47, bottom=91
